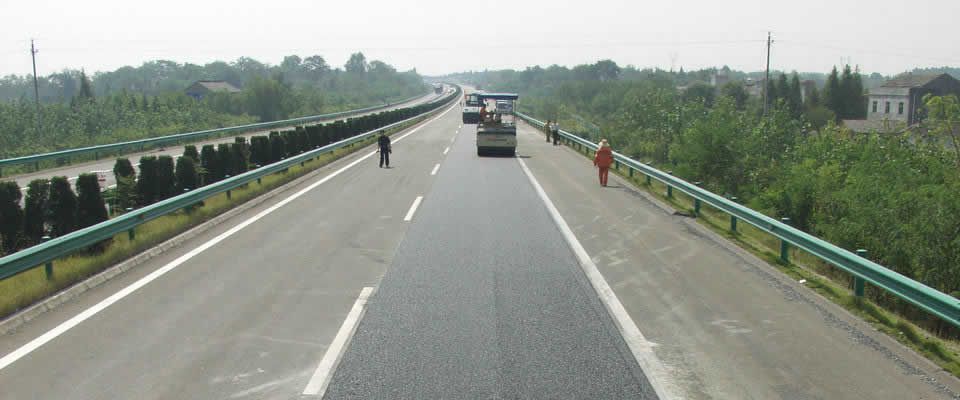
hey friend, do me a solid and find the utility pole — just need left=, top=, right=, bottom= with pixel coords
left=30, top=39, right=41, bottom=134
left=762, top=32, right=772, bottom=116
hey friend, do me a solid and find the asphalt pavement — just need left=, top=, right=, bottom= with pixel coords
left=322, top=119, right=657, bottom=399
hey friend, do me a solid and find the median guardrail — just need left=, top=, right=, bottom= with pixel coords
left=0, top=86, right=460, bottom=282
left=0, top=91, right=433, bottom=176
left=517, top=111, right=960, bottom=328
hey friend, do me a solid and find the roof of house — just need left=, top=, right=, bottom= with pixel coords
left=188, top=80, right=241, bottom=93
left=880, top=73, right=944, bottom=88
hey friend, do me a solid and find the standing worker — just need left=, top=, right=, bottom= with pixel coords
left=551, top=121, right=561, bottom=146
left=593, top=139, right=613, bottom=186
left=377, top=131, right=392, bottom=168
left=544, top=120, right=552, bottom=142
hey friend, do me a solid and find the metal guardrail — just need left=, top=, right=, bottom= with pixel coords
left=0, top=87, right=461, bottom=281
left=0, top=91, right=432, bottom=174
left=517, top=112, right=960, bottom=328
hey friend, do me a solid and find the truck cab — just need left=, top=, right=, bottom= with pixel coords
left=462, top=92, right=483, bottom=124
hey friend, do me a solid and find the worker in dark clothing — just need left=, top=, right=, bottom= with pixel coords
left=377, top=131, right=392, bottom=168
left=544, top=120, right=552, bottom=142
left=551, top=122, right=560, bottom=146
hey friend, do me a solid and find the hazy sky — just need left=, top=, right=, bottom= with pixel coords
left=2, top=0, right=958, bottom=77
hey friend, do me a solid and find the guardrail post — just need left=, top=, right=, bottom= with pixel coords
left=225, top=175, right=232, bottom=199
left=854, top=249, right=867, bottom=297
left=729, top=197, right=738, bottom=233
left=615, top=160, right=620, bottom=170
left=693, top=182, right=702, bottom=215
left=41, top=236, right=53, bottom=280
left=780, top=217, right=791, bottom=263
left=628, top=166, right=633, bottom=178
left=666, top=171, right=673, bottom=198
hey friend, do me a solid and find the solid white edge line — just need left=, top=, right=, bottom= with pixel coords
left=516, top=156, right=682, bottom=400
left=430, top=164, right=440, bottom=176
left=403, top=196, right=424, bottom=222
left=302, top=286, right=374, bottom=396
left=0, top=100, right=459, bottom=373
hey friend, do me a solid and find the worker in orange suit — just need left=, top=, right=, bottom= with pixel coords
left=593, top=139, right=613, bottom=186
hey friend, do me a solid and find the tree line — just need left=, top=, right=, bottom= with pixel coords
left=0, top=52, right=425, bottom=159
left=457, top=61, right=960, bottom=335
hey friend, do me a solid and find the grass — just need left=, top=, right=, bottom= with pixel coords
left=565, top=141, right=960, bottom=378
left=0, top=119, right=419, bottom=320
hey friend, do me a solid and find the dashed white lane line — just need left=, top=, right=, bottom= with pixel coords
left=443, top=147, right=450, bottom=155
left=0, top=100, right=460, bottom=373
left=517, top=157, right=682, bottom=400
left=403, top=196, right=424, bottom=222
left=430, top=164, right=440, bottom=176
left=302, top=287, right=374, bottom=396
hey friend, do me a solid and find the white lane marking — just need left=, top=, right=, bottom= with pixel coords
left=302, top=287, right=373, bottom=396
left=443, top=147, right=449, bottom=155
left=430, top=164, right=440, bottom=176
left=403, top=196, right=424, bottom=222
left=0, top=101, right=459, bottom=373
left=517, top=157, right=682, bottom=400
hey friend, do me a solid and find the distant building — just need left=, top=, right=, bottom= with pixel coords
left=866, top=73, right=960, bottom=125
left=744, top=77, right=765, bottom=98
left=710, top=72, right=730, bottom=88
left=185, top=80, right=241, bottom=100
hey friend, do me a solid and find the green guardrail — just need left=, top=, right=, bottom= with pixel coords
left=517, top=111, right=960, bottom=328
left=0, top=86, right=461, bottom=282
left=0, top=91, right=434, bottom=176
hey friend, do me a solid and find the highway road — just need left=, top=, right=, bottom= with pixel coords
left=1, top=91, right=959, bottom=399
left=5, top=90, right=443, bottom=195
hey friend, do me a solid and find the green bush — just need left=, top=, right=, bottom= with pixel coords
left=47, top=176, right=77, bottom=237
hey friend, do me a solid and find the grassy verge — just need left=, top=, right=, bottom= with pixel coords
left=564, top=142, right=960, bottom=377
left=0, top=118, right=420, bottom=320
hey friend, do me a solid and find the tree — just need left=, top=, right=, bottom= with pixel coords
left=183, top=145, right=200, bottom=163
left=174, top=156, right=199, bottom=193
left=216, top=143, right=235, bottom=178
left=0, top=181, right=23, bottom=253
left=200, top=145, right=221, bottom=184
left=156, top=155, right=176, bottom=200
left=593, top=60, right=621, bottom=82
left=113, top=158, right=137, bottom=211
left=136, top=156, right=159, bottom=205
left=75, top=173, right=108, bottom=230
left=233, top=137, right=250, bottom=174
left=787, top=73, right=803, bottom=116
left=303, top=55, right=330, bottom=80
left=682, top=82, right=716, bottom=107
left=244, top=77, right=290, bottom=122
left=721, top=81, right=749, bottom=110
left=78, top=70, right=95, bottom=100
left=925, top=94, right=960, bottom=168
left=824, top=66, right=841, bottom=118
left=345, top=52, right=368, bottom=74
left=47, top=176, right=78, bottom=237
left=23, top=179, right=50, bottom=245
left=849, top=66, right=866, bottom=119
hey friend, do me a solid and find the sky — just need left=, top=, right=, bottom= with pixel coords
left=1, top=0, right=959, bottom=78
